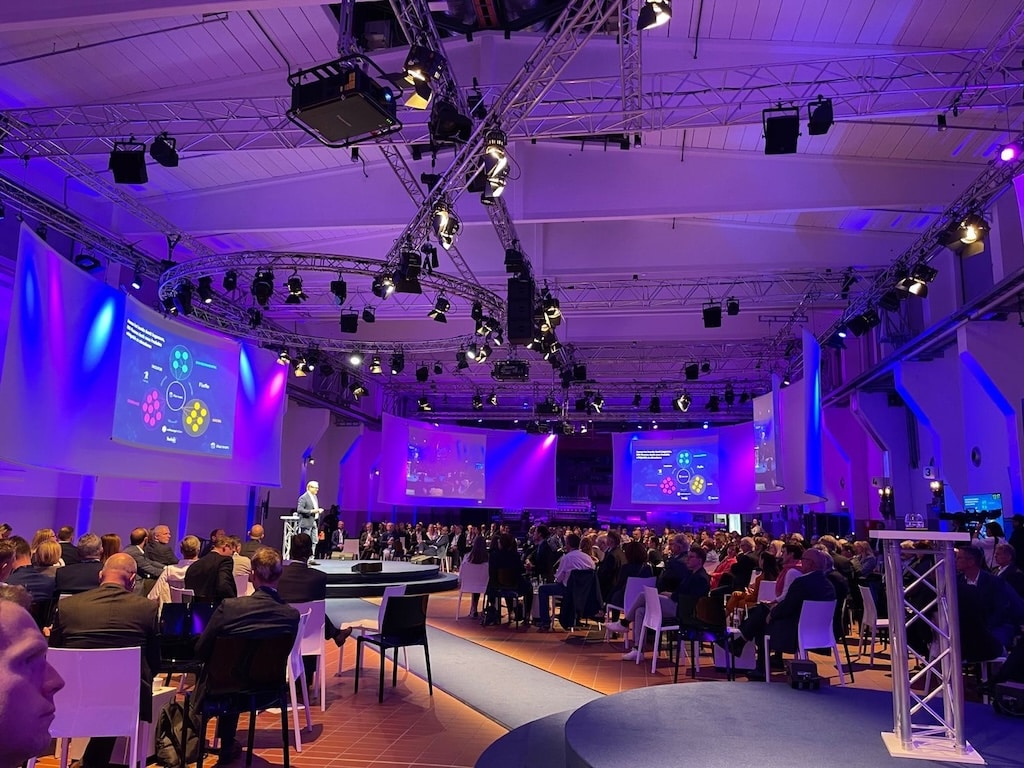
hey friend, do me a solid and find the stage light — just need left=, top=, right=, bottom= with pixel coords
left=806, top=97, right=834, bottom=136
left=429, top=100, right=472, bottom=143
left=285, top=273, right=307, bottom=304
left=368, top=355, right=383, bottom=374
left=248, top=308, right=262, bottom=328
left=480, top=130, right=510, bottom=201
left=1000, top=144, right=1021, bottom=162
left=673, top=392, right=691, bottom=412
left=897, top=263, right=939, bottom=298
left=194, top=276, right=214, bottom=304
left=371, top=274, right=395, bottom=298
left=223, top=270, right=237, bottom=291
left=637, top=0, right=671, bottom=30
left=940, top=213, right=989, bottom=257
left=708, top=394, right=720, bottom=412
left=130, top=262, right=143, bottom=290
left=701, top=360, right=712, bottom=374
left=362, top=306, right=376, bottom=323
left=782, top=373, right=791, bottom=387
left=702, top=301, right=722, bottom=328
left=390, top=353, right=405, bottom=375
left=149, top=132, right=179, bottom=167
left=685, top=362, right=699, bottom=380
left=472, top=393, right=484, bottom=410
left=431, top=201, right=461, bottom=250
left=726, top=297, right=740, bottom=316
left=418, top=396, right=433, bottom=412
left=433, top=361, right=443, bottom=375
left=330, top=278, right=347, bottom=305
left=649, top=396, right=661, bottom=414
left=937, top=114, right=948, bottom=132
left=455, top=350, right=469, bottom=370
left=162, top=296, right=177, bottom=315
left=492, top=327, right=505, bottom=346
left=837, top=325, right=848, bottom=339
left=466, top=342, right=480, bottom=361
left=847, top=308, right=881, bottom=337
left=478, top=343, right=493, bottom=362
left=395, top=249, right=423, bottom=294
left=487, top=391, right=498, bottom=406
left=428, top=295, right=450, bottom=322
left=339, top=311, right=358, bottom=333
left=74, top=253, right=103, bottom=273
left=724, top=384, right=735, bottom=406
left=293, top=356, right=309, bottom=377
left=174, top=281, right=194, bottom=316
left=542, top=290, right=562, bottom=327
left=109, top=139, right=148, bottom=184
left=471, top=301, right=484, bottom=322
left=762, top=105, right=800, bottom=155
left=403, top=46, right=443, bottom=109
left=415, top=365, right=429, bottom=382
left=591, top=393, right=604, bottom=413
left=251, top=269, right=275, bottom=307
left=350, top=382, right=369, bottom=401
left=633, top=392, right=642, bottom=408
left=277, top=349, right=291, bottom=365
left=348, top=351, right=364, bottom=367
left=702, top=421, right=709, bottom=430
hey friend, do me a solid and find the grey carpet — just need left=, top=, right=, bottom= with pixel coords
left=326, top=597, right=602, bottom=730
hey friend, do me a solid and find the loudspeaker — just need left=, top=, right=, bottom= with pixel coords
left=507, top=276, right=535, bottom=345
left=109, top=149, right=148, bottom=184
left=763, top=108, right=800, bottom=155
left=351, top=561, right=382, bottom=574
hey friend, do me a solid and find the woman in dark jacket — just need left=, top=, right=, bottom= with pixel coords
left=485, top=533, right=533, bottom=623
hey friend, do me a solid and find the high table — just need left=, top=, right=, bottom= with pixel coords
left=280, top=515, right=300, bottom=560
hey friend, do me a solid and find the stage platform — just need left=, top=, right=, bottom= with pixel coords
left=477, top=683, right=1018, bottom=768
left=315, top=558, right=458, bottom=598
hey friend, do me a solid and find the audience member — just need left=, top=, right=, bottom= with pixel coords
left=5, top=536, right=55, bottom=602
left=596, top=530, right=627, bottom=602
left=0, top=583, right=32, bottom=609
left=0, top=523, right=11, bottom=539
left=229, top=535, right=252, bottom=578
left=54, top=533, right=104, bottom=594
left=993, top=542, right=1024, bottom=598
left=526, top=525, right=558, bottom=584
left=486, top=533, right=533, bottom=623
left=535, top=533, right=594, bottom=631
left=147, top=535, right=201, bottom=604
left=29, top=528, right=56, bottom=557
left=50, top=553, right=160, bottom=768
left=185, top=533, right=237, bottom=603
left=655, top=534, right=690, bottom=595
left=33, top=539, right=63, bottom=579
left=605, top=540, right=654, bottom=620
left=0, top=601, right=65, bottom=768
left=239, top=524, right=265, bottom=559
left=200, top=528, right=226, bottom=558
left=124, top=527, right=165, bottom=580
left=144, top=524, right=178, bottom=566
left=458, top=535, right=489, bottom=619
left=329, top=520, right=347, bottom=557
left=100, top=532, right=121, bottom=563
left=0, top=539, right=17, bottom=582
left=955, top=544, right=1024, bottom=662
left=57, top=526, right=79, bottom=566
left=192, top=547, right=299, bottom=765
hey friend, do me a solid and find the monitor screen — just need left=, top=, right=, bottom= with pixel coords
left=406, top=425, right=486, bottom=500
left=629, top=437, right=720, bottom=504
left=961, top=492, right=1002, bottom=517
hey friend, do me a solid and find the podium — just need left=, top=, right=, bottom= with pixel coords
left=281, top=515, right=300, bottom=560
left=870, top=530, right=984, bottom=764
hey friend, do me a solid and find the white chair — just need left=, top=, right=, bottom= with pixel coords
left=764, top=599, right=846, bottom=685
left=635, top=585, right=681, bottom=673
left=857, top=584, right=889, bottom=667
left=604, top=576, right=656, bottom=646
left=455, top=560, right=490, bottom=619
left=169, top=586, right=193, bottom=604
left=284, top=610, right=313, bottom=752
left=37, top=647, right=143, bottom=768
left=339, top=585, right=407, bottom=676
left=290, top=599, right=328, bottom=710
left=755, top=579, right=777, bottom=604
left=233, top=573, right=253, bottom=596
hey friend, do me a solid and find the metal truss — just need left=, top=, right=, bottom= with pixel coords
left=4, top=47, right=1020, bottom=158
left=618, top=0, right=642, bottom=137
left=949, top=1, right=1024, bottom=114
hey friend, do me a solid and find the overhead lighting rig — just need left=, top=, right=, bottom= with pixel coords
left=637, top=0, right=671, bottom=30
left=149, top=132, right=179, bottom=167
left=109, top=138, right=148, bottom=184
left=285, top=272, right=307, bottom=304
left=940, top=213, right=989, bottom=257
left=402, top=45, right=445, bottom=110
left=431, top=200, right=461, bottom=250
left=428, top=295, right=450, bottom=322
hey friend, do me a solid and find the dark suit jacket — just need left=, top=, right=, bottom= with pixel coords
left=997, top=563, right=1024, bottom=599
left=54, top=560, right=103, bottom=594
left=59, top=541, right=80, bottom=565
left=296, top=491, right=320, bottom=522
left=767, top=570, right=836, bottom=654
left=672, top=566, right=711, bottom=602
left=144, top=540, right=178, bottom=567
left=657, top=554, right=691, bottom=594
left=184, top=551, right=236, bottom=602
left=50, top=583, right=161, bottom=720
left=729, top=551, right=760, bottom=590
left=239, top=539, right=265, bottom=559
left=276, top=562, right=328, bottom=603
left=7, top=565, right=55, bottom=602
left=125, top=545, right=165, bottom=579
left=195, top=588, right=299, bottom=661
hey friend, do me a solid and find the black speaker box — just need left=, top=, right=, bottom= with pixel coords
left=764, top=113, right=800, bottom=155
left=290, top=69, right=398, bottom=144
left=507, top=276, right=536, bottom=345
left=351, top=561, right=383, bottom=574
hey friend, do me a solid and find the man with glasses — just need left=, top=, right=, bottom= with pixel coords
left=296, top=480, right=324, bottom=542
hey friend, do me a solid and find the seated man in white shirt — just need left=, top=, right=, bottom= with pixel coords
left=147, top=535, right=200, bottom=604
left=535, top=533, right=594, bottom=631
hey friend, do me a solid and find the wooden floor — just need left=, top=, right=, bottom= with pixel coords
left=40, top=591, right=904, bottom=768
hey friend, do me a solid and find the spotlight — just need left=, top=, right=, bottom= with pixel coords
left=433, top=362, right=443, bottom=375
left=196, top=276, right=215, bottom=304
left=632, top=392, right=642, bottom=408
left=247, top=308, right=262, bottom=328
left=478, top=343, right=493, bottom=362
left=403, top=45, right=443, bottom=108
left=348, top=351, right=364, bottom=367
left=897, top=263, right=939, bottom=298
left=684, top=362, right=699, bottom=380
left=415, top=365, right=429, bottom=382
left=418, top=396, right=433, bottom=412
left=702, top=301, right=722, bottom=328
left=390, top=353, right=405, bottom=375
left=339, top=311, right=359, bottom=333
left=471, top=301, right=484, bottom=322
left=455, top=350, right=469, bottom=370
left=591, top=393, right=604, bottom=413
left=839, top=268, right=858, bottom=300
left=466, top=342, right=480, bottom=361
left=480, top=130, right=509, bottom=200
left=277, top=349, right=291, bottom=365
left=637, top=0, right=671, bottom=30
left=837, top=325, right=848, bottom=339
left=724, top=384, right=735, bottom=406
left=649, top=396, right=662, bottom=414
left=293, top=357, right=309, bottom=377
left=472, top=393, right=484, bottom=410
left=782, top=374, right=792, bottom=387
left=487, top=391, right=498, bottom=406
left=726, top=297, right=740, bottom=316
left=349, top=382, right=369, bottom=401
left=673, top=392, right=691, bottom=412
left=937, top=114, right=948, bottom=132
left=73, top=253, right=103, bottom=273
left=130, top=262, right=143, bottom=290
left=708, top=395, right=720, bottom=412
left=428, top=295, right=450, bottom=322
left=285, top=273, right=307, bottom=304
left=149, top=132, right=179, bottom=167
left=369, top=355, right=383, bottom=374
left=251, top=269, right=275, bottom=307
left=222, top=270, right=238, bottom=291
left=371, top=274, right=395, bottom=298
left=1000, top=144, right=1021, bottom=162
left=806, top=97, right=834, bottom=136
left=395, top=249, right=422, bottom=294
left=431, top=202, right=461, bottom=250
left=330, top=278, right=348, bottom=304
left=429, top=100, right=472, bottom=143
left=109, top=139, right=148, bottom=184
left=162, top=296, right=177, bottom=315
left=174, top=281, right=194, bottom=316
left=542, top=290, right=562, bottom=327
left=847, top=308, right=880, bottom=337
left=35, top=223, right=47, bottom=241
left=700, top=360, right=712, bottom=374
left=762, top=105, right=800, bottom=155
left=940, top=213, right=989, bottom=257
left=362, top=306, right=376, bottom=323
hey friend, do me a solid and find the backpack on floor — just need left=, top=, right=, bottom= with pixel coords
left=155, top=699, right=200, bottom=767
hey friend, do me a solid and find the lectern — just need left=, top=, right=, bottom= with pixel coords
left=280, top=515, right=300, bottom=561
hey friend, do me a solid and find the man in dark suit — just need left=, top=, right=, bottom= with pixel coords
left=54, top=533, right=104, bottom=594
left=732, top=548, right=836, bottom=679
left=727, top=536, right=760, bottom=591
left=192, top=548, right=299, bottom=765
left=124, top=527, right=166, bottom=580
left=956, top=544, right=1024, bottom=661
left=144, top=524, right=178, bottom=566
left=276, top=534, right=352, bottom=680
left=184, top=533, right=237, bottom=603
left=5, top=536, right=54, bottom=603
left=994, top=542, right=1024, bottom=598
left=239, top=524, right=266, bottom=559
left=57, top=526, right=79, bottom=566
left=296, top=480, right=323, bottom=540
left=50, top=553, right=160, bottom=768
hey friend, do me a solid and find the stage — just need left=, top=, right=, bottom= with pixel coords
left=315, top=558, right=458, bottom=598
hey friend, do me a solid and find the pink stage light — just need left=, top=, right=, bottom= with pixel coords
left=999, top=144, right=1020, bottom=162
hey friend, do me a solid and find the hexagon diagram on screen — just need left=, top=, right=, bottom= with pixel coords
left=170, top=345, right=192, bottom=380
left=689, top=474, right=706, bottom=496
left=183, top=399, right=211, bottom=437
left=141, top=390, right=163, bottom=429
left=676, top=450, right=692, bottom=468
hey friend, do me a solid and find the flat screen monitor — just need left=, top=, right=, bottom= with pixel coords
left=629, top=437, right=720, bottom=505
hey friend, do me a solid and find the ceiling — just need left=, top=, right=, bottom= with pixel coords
left=1, top=0, right=1023, bottom=426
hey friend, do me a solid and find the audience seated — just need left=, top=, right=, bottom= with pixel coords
left=184, top=533, right=237, bottom=603
left=57, top=526, right=79, bottom=566
left=725, top=549, right=780, bottom=614
left=535, top=533, right=594, bottom=631
left=605, top=540, right=653, bottom=621
left=144, top=524, right=179, bottom=566
left=32, top=539, right=63, bottom=580
left=5, top=536, right=55, bottom=603
left=485, top=533, right=532, bottom=623
left=239, top=524, right=266, bottom=559
left=54, top=533, right=104, bottom=594
left=277, top=533, right=352, bottom=651
left=993, top=542, right=1024, bottom=598
left=147, top=534, right=201, bottom=604
left=100, top=532, right=122, bottom=563
left=955, top=544, right=1024, bottom=662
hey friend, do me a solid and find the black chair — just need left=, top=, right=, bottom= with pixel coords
left=493, top=567, right=526, bottom=627
left=28, top=598, right=57, bottom=629
left=158, top=602, right=218, bottom=687
left=673, top=595, right=729, bottom=682
left=183, top=631, right=296, bottom=768
left=560, top=569, right=604, bottom=642
left=354, top=594, right=433, bottom=703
